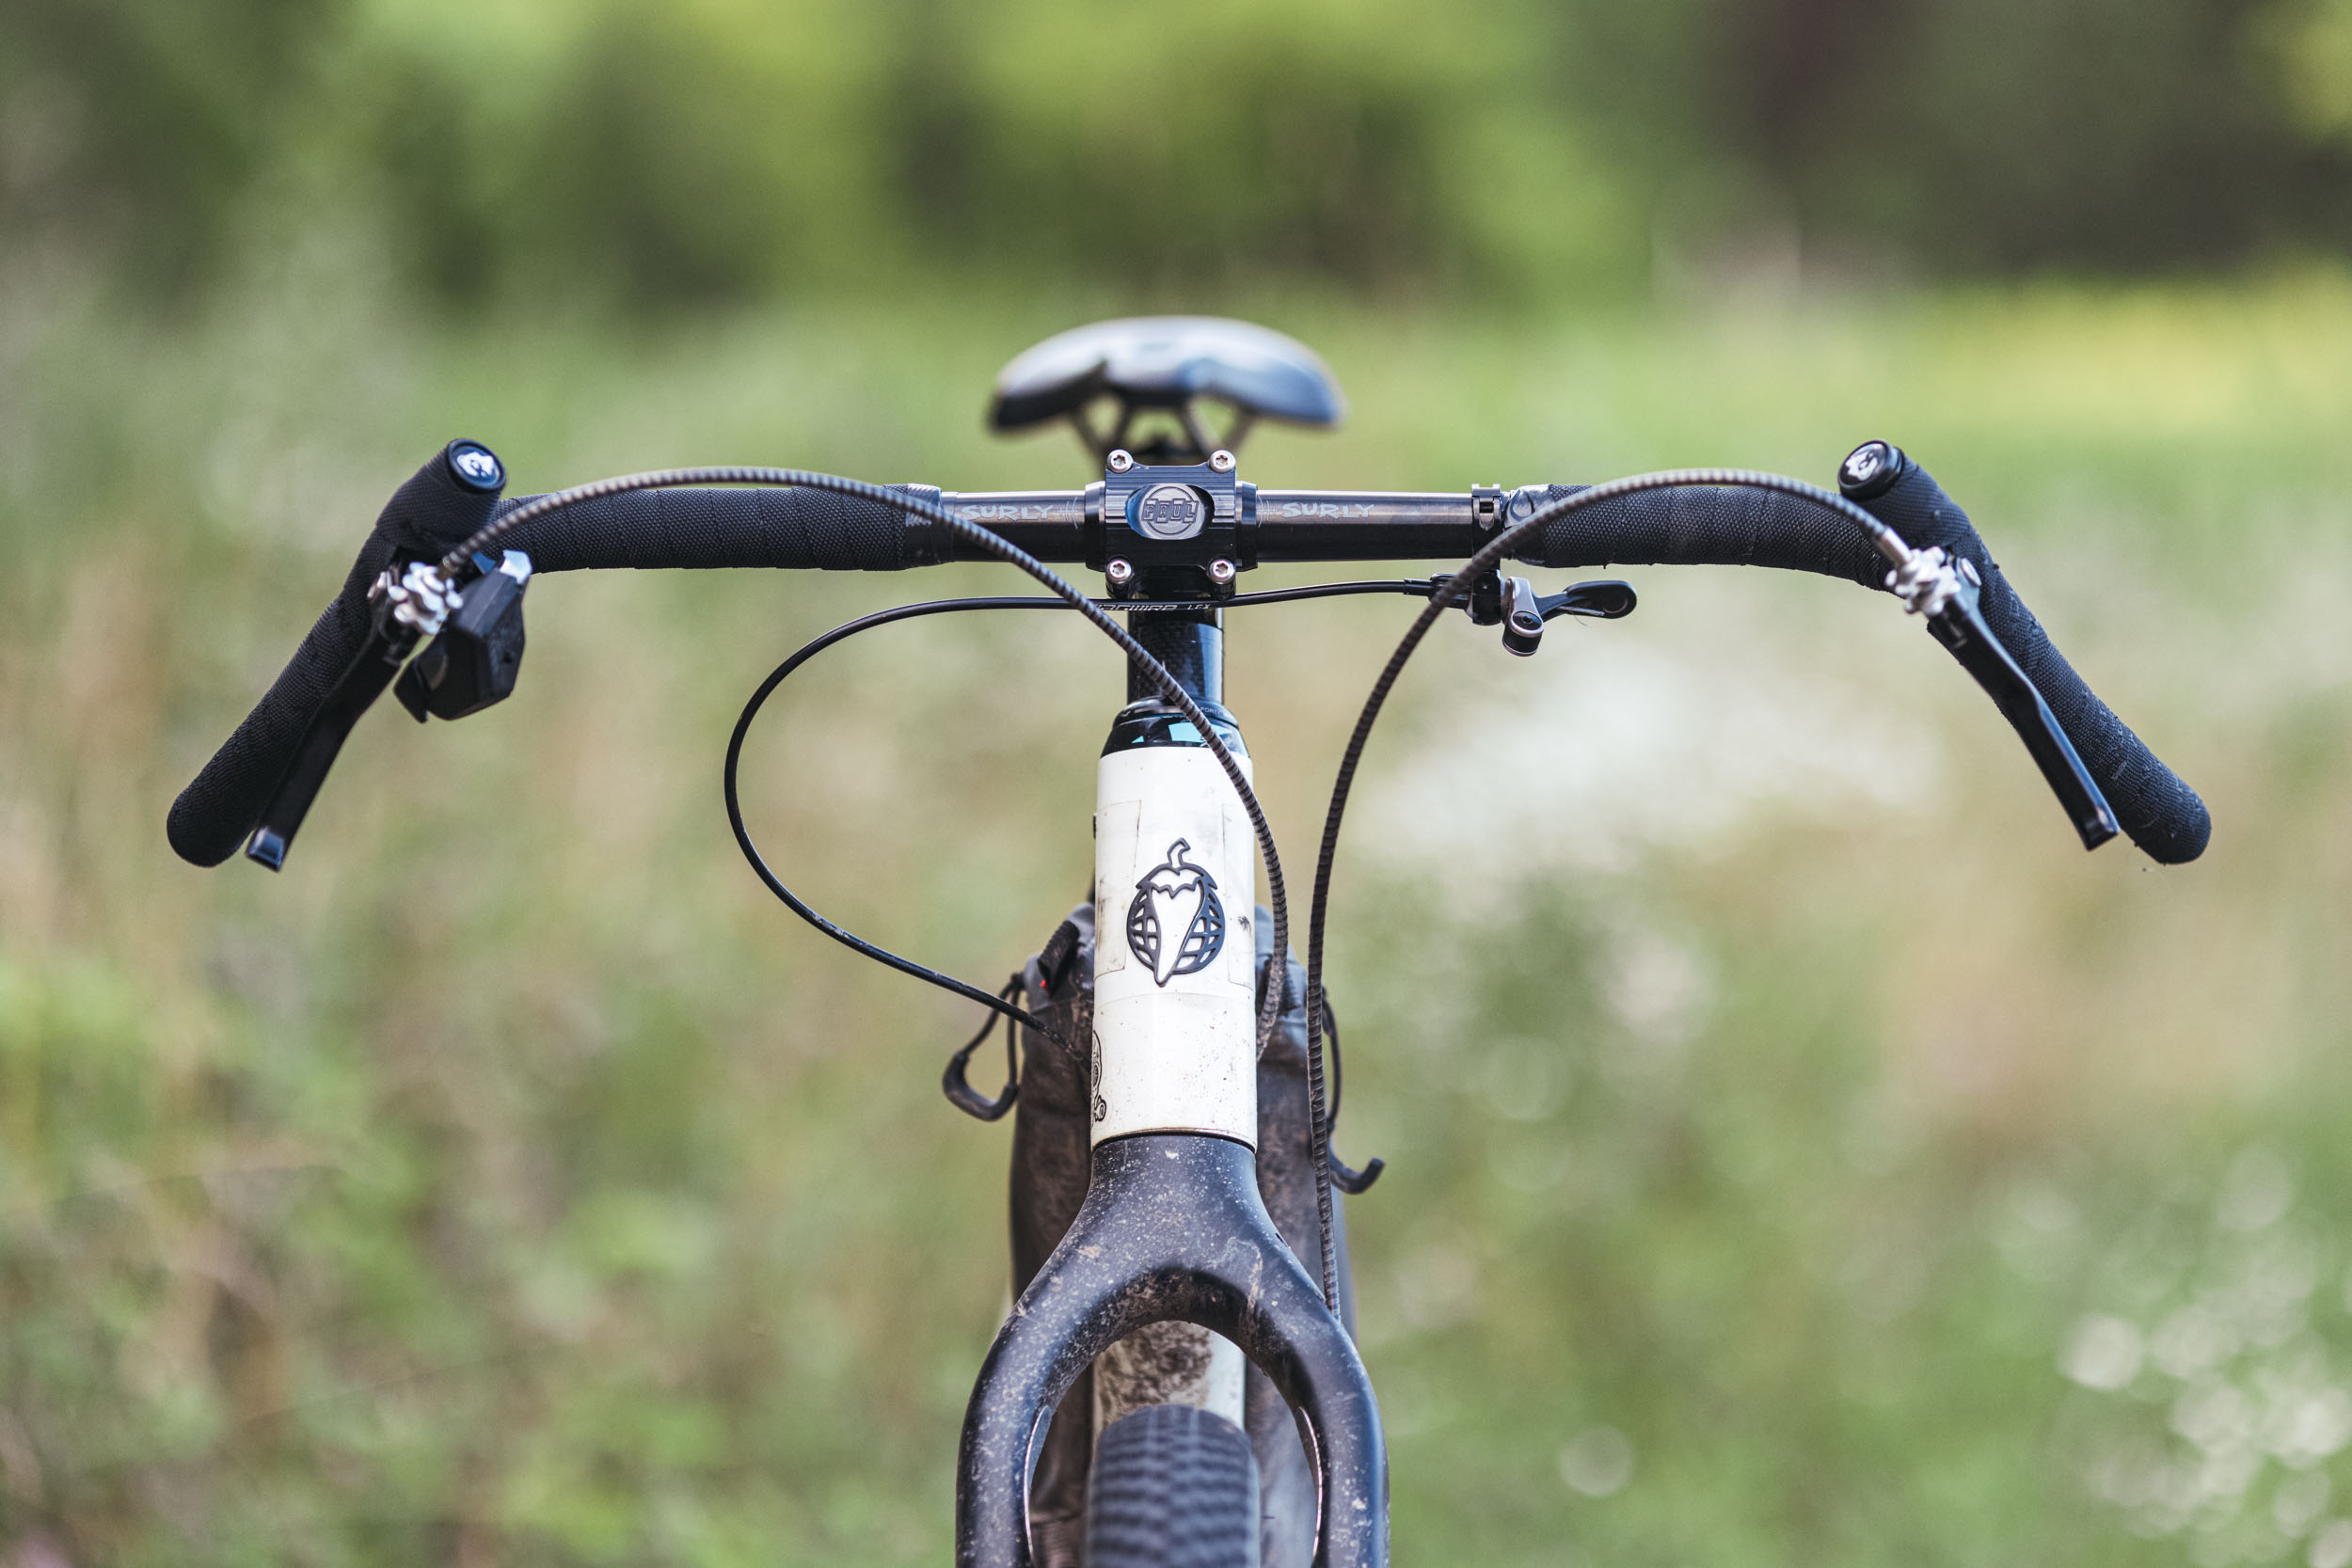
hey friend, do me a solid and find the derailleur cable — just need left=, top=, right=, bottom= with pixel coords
left=450, top=466, right=1295, bottom=1062
left=724, top=580, right=1439, bottom=1133
left=1296, top=468, right=1927, bottom=1314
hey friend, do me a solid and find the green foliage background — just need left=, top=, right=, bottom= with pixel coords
left=6, top=3, right=2352, bottom=1565
left=12, top=0, right=2352, bottom=305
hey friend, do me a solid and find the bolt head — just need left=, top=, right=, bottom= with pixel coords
left=1106, top=450, right=1136, bottom=474
left=1209, top=558, right=1237, bottom=584
left=1106, top=558, right=1135, bottom=584
left=1209, top=449, right=1235, bottom=472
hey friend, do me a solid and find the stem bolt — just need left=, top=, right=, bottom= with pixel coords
left=1107, top=449, right=1136, bottom=474
left=1106, top=558, right=1135, bottom=585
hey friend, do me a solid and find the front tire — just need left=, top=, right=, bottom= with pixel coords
left=1085, top=1403, right=1262, bottom=1568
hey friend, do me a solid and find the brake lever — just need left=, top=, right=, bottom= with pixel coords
left=241, top=562, right=453, bottom=869
left=1889, top=547, right=2120, bottom=851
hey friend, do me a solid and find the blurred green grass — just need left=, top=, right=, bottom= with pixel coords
left=4, top=269, right=2352, bottom=1565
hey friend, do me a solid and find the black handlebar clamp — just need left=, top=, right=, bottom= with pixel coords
left=1089, top=448, right=1254, bottom=600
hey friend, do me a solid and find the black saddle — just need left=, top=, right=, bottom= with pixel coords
left=988, top=316, right=1345, bottom=463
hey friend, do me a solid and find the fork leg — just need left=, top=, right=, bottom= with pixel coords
left=957, top=1132, right=1386, bottom=1568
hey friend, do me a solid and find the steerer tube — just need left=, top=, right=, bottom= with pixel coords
left=1123, top=607, right=1223, bottom=706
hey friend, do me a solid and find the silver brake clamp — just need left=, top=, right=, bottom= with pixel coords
left=369, top=560, right=459, bottom=636
left=1885, top=545, right=1973, bottom=618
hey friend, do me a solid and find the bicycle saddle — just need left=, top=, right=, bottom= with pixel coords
left=989, top=316, right=1345, bottom=462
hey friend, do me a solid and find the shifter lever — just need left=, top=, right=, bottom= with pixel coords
left=1444, top=570, right=1638, bottom=657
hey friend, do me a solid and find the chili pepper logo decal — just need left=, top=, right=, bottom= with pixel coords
left=1125, top=838, right=1225, bottom=986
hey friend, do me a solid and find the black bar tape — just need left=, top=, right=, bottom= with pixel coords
left=1513, top=483, right=1888, bottom=587
left=481, top=484, right=924, bottom=573
left=1850, top=452, right=2209, bottom=864
left=167, top=442, right=507, bottom=867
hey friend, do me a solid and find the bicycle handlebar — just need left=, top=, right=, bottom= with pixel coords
left=167, top=444, right=2209, bottom=869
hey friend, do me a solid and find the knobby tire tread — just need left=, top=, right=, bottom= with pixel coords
left=1086, top=1404, right=1262, bottom=1568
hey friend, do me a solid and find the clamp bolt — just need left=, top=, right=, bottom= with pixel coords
left=1208, top=558, right=1237, bottom=585
left=1209, top=449, right=1235, bottom=473
left=1107, top=450, right=1136, bottom=474
left=1471, top=483, right=1505, bottom=531
left=1106, top=558, right=1135, bottom=585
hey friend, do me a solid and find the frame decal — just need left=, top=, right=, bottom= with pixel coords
left=1124, top=837, right=1226, bottom=986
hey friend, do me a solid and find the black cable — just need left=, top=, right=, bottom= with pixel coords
left=1209, top=579, right=1438, bottom=609
left=726, top=597, right=1072, bottom=1033
left=463, top=464, right=1685, bottom=1321
left=954, top=579, right=1439, bottom=612
left=441, top=467, right=1295, bottom=1056
left=718, top=563, right=1454, bottom=1318
left=725, top=582, right=1440, bottom=1039
left=1322, top=987, right=1342, bottom=1126
left=1297, top=469, right=1908, bottom=1315
left=1319, top=990, right=1383, bottom=1196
